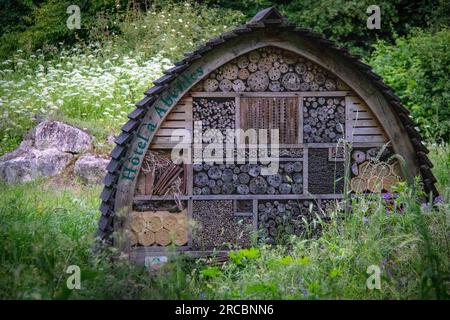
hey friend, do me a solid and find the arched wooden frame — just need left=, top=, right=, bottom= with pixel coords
left=114, top=29, right=418, bottom=251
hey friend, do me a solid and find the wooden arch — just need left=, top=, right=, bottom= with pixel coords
left=97, top=8, right=437, bottom=259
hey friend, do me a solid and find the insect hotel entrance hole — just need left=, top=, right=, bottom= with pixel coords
left=97, top=8, right=437, bottom=263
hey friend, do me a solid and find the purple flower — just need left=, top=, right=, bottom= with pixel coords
left=382, top=192, right=393, bottom=201
left=363, top=217, right=369, bottom=225
left=199, top=292, right=206, bottom=300
left=421, top=203, right=431, bottom=210
left=434, top=195, right=444, bottom=205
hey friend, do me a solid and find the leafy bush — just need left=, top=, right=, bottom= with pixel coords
left=210, top=0, right=450, bottom=56
left=368, top=29, right=450, bottom=141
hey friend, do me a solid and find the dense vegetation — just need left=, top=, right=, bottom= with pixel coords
left=0, top=145, right=448, bottom=299
left=0, top=1, right=449, bottom=299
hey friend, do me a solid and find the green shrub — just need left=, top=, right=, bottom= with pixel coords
left=368, top=28, right=450, bottom=141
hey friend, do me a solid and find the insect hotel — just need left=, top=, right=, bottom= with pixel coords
left=97, top=8, right=437, bottom=263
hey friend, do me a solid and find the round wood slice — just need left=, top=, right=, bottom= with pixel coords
left=281, top=72, right=301, bottom=91
left=238, top=68, right=250, bottom=80
left=352, top=151, right=366, bottom=164
left=163, top=214, right=179, bottom=231
left=222, top=64, right=238, bottom=80
left=155, top=229, right=171, bottom=246
left=139, top=230, right=155, bottom=246
left=203, top=78, right=219, bottom=92
left=351, top=177, right=368, bottom=193
left=146, top=215, right=163, bottom=232
left=237, top=56, right=249, bottom=68
left=247, top=71, right=269, bottom=91
left=173, top=227, right=188, bottom=246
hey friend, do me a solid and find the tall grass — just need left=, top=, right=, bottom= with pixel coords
left=0, top=145, right=448, bottom=299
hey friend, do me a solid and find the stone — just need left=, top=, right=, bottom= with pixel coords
left=0, top=120, right=94, bottom=184
left=32, top=121, right=92, bottom=153
left=0, top=148, right=73, bottom=183
left=74, top=155, right=109, bottom=184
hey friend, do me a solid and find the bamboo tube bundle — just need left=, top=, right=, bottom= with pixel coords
left=382, top=175, right=400, bottom=192
left=145, top=214, right=163, bottom=232
left=173, top=227, right=188, bottom=246
left=162, top=214, right=179, bottom=231
left=350, top=176, right=368, bottom=193
left=139, top=230, right=155, bottom=246
left=130, top=212, right=145, bottom=233
left=155, top=229, right=171, bottom=246
left=367, top=176, right=383, bottom=193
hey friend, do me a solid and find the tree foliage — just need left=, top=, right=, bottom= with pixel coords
left=368, top=29, right=450, bottom=141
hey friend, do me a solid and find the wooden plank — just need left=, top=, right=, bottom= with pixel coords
left=155, top=128, right=190, bottom=136
left=345, top=96, right=354, bottom=140
left=189, top=91, right=352, bottom=98
left=303, top=148, right=308, bottom=195
left=353, top=135, right=387, bottom=143
left=352, top=119, right=378, bottom=127
left=235, top=96, right=241, bottom=130
left=166, top=113, right=187, bottom=120
left=253, top=199, right=258, bottom=230
left=353, top=127, right=384, bottom=135
left=187, top=199, right=193, bottom=248
left=160, top=121, right=189, bottom=129
left=298, top=97, right=303, bottom=143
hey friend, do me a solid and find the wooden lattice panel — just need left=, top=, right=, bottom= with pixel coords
left=150, top=96, right=193, bottom=148
left=346, top=96, right=387, bottom=143
left=240, top=97, right=298, bottom=144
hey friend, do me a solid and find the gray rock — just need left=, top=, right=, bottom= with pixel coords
left=74, top=155, right=109, bottom=184
left=0, top=120, right=94, bottom=184
left=33, top=121, right=92, bottom=153
left=0, top=148, right=73, bottom=183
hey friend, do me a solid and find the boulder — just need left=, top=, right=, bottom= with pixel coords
left=32, top=121, right=92, bottom=153
left=74, top=155, right=109, bottom=184
left=0, top=148, right=73, bottom=183
left=0, top=120, right=93, bottom=184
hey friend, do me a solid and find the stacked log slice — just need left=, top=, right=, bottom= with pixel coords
left=349, top=149, right=402, bottom=193
left=129, top=210, right=188, bottom=247
left=193, top=46, right=346, bottom=93
left=303, top=96, right=345, bottom=143
left=193, top=162, right=303, bottom=195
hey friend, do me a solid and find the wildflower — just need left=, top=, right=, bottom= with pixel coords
left=363, top=216, right=369, bottom=225
left=381, top=192, right=393, bottom=201
left=433, top=195, right=444, bottom=205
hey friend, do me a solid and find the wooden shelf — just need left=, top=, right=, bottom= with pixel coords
left=133, top=194, right=343, bottom=202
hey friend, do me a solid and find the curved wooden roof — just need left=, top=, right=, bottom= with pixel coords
left=97, top=7, right=437, bottom=241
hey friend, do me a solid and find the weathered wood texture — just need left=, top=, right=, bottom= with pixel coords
left=151, top=96, right=193, bottom=149
left=346, top=95, right=387, bottom=143
left=240, top=96, right=298, bottom=144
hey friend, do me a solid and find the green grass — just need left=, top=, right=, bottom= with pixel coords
left=0, top=145, right=448, bottom=299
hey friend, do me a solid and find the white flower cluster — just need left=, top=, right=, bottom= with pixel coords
left=0, top=46, right=172, bottom=139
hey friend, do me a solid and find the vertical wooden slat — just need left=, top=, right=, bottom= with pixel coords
left=298, top=97, right=304, bottom=144
left=303, top=148, right=309, bottom=195
left=345, top=96, right=353, bottom=141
